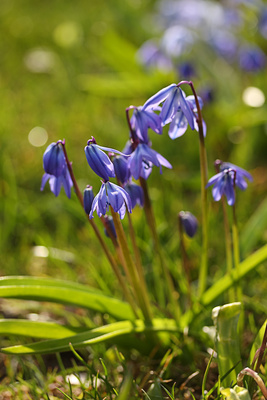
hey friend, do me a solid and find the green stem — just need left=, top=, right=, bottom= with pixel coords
left=178, top=82, right=209, bottom=298
left=232, top=203, right=242, bottom=303
left=178, top=214, right=192, bottom=309
left=221, top=197, right=235, bottom=303
left=111, top=208, right=153, bottom=322
left=61, top=141, right=139, bottom=318
left=139, top=177, right=181, bottom=322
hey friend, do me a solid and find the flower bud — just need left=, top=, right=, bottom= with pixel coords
left=43, top=142, right=65, bottom=177
left=83, top=186, right=94, bottom=215
left=179, top=211, right=198, bottom=238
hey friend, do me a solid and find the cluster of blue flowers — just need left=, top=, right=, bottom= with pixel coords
left=137, top=0, right=266, bottom=75
left=41, top=81, right=253, bottom=237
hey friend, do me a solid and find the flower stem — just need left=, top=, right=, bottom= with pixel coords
left=182, top=81, right=209, bottom=298
left=61, top=140, right=139, bottom=318
left=139, top=177, right=181, bottom=322
left=232, top=203, right=242, bottom=303
left=111, top=207, right=153, bottom=322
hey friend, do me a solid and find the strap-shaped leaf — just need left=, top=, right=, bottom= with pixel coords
left=1, top=318, right=179, bottom=355
left=0, top=319, right=85, bottom=339
left=0, top=276, right=136, bottom=321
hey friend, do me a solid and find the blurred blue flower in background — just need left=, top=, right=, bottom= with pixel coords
left=179, top=211, right=198, bottom=238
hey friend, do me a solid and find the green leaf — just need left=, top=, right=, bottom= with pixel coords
left=1, top=318, right=179, bottom=355
left=212, top=303, right=242, bottom=387
left=201, top=244, right=267, bottom=306
left=249, top=319, right=267, bottom=365
left=0, top=276, right=136, bottom=321
left=0, top=319, right=85, bottom=339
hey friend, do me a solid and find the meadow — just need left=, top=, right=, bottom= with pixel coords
left=0, top=0, right=267, bottom=398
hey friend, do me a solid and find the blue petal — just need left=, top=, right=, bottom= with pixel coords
left=143, top=83, right=177, bottom=110
left=224, top=174, right=235, bottom=205
left=85, top=144, right=115, bottom=180
left=43, top=142, right=66, bottom=177
left=178, top=88, right=195, bottom=130
left=160, top=87, right=180, bottom=125
left=206, top=172, right=223, bottom=188
left=106, top=182, right=124, bottom=213
left=168, top=110, right=188, bottom=139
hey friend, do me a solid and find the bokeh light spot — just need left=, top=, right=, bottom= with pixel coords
left=53, top=21, right=82, bottom=48
left=242, top=86, right=265, bottom=107
left=28, top=126, right=48, bottom=147
left=24, top=48, right=56, bottom=73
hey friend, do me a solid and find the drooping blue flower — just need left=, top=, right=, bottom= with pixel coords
left=41, top=167, right=73, bottom=198
left=104, top=216, right=117, bottom=239
left=84, top=138, right=116, bottom=181
left=144, top=83, right=195, bottom=130
left=179, top=211, right=198, bottom=238
left=43, top=141, right=66, bottom=177
left=130, top=106, right=162, bottom=143
left=128, top=143, right=172, bottom=180
left=83, top=185, right=94, bottom=215
left=220, top=162, right=253, bottom=190
left=89, top=181, right=132, bottom=220
left=136, top=39, right=173, bottom=72
left=206, top=161, right=252, bottom=206
left=112, top=155, right=130, bottom=185
left=124, top=182, right=144, bottom=208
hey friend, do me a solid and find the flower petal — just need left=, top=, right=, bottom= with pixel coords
left=143, top=83, right=177, bottom=110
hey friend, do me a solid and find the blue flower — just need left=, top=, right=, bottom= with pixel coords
left=84, top=138, right=115, bottom=181
left=43, top=141, right=66, bottom=177
left=127, top=143, right=172, bottom=180
left=124, top=182, right=144, bottom=208
left=83, top=185, right=94, bottom=215
left=41, top=167, right=73, bottom=198
left=104, top=216, right=117, bottom=239
left=206, top=161, right=252, bottom=206
left=90, top=181, right=132, bottom=220
left=239, top=45, right=266, bottom=72
left=130, top=106, right=162, bottom=143
left=143, top=84, right=195, bottom=136
left=112, top=155, right=130, bottom=185
left=179, top=211, right=198, bottom=238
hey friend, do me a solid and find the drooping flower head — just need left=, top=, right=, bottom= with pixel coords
left=127, top=142, right=172, bottom=180
left=83, top=185, right=94, bottom=215
left=206, top=160, right=253, bottom=206
left=43, top=141, right=66, bottom=177
left=124, top=182, right=144, bottom=208
left=41, top=168, right=73, bottom=199
left=112, top=155, right=130, bottom=185
left=129, top=105, right=162, bottom=143
left=179, top=211, right=198, bottom=238
left=90, top=181, right=132, bottom=220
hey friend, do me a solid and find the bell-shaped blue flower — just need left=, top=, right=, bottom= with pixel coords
left=128, top=143, right=172, bottom=180
left=124, top=182, right=144, bottom=208
left=113, top=155, right=130, bottom=185
left=104, top=216, right=117, bottom=239
left=143, top=84, right=195, bottom=131
left=83, top=185, right=94, bottom=215
left=43, top=141, right=66, bottom=177
left=179, top=211, right=198, bottom=238
left=41, top=167, right=73, bottom=199
left=84, top=138, right=115, bottom=181
left=206, top=161, right=252, bottom=206
left=90, top=181, right=132, bottom=220
left=130, top=106, right=162, bottom=143
left=239, top=45, right=266, bottom=72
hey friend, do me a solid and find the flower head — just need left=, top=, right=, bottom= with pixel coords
left=83, top=185, right=94, bottom=215
left=128, top=143, right=172, bottom=180
left=90, top=181, right=132, bottom=220
left=130, top=106, right=162, bottom=143
left=41, top=167, right=73, bottom=198
left=84, top=138, right=115, bottom=181
left=124, top=182, right=144, bottom=208
left=43, top=141, right=66, bottom=177
left=179, top=211, right=198, bottom=238
left=206, top=161, right=252, bottom=206
left=112, top=155, right=130, bottom=185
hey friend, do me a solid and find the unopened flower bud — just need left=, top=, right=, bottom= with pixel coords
left=83, top=186, right=94, bottom=215
left=179, top=211, right=198, bottom=238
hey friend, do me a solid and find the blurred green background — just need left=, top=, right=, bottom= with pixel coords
left=0, top=0, right=266, bottom=310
